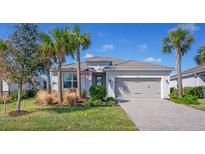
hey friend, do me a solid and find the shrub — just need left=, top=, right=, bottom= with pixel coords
left=106, top=97, right=116, bottom=102
left=89, top=85, right=106, bottom=100
left=173, top=95, right=199, bottom=105
left=9, top=89, right=33, bottom=101
left=63, top=92, right=77, bottom=106
left=169, top=88, right=178, bottom=100
left=193, top=86, right=205, bottom=98
left=0, top=95, right=11, bottom=104
left=9, top=90, right=19, bottom=101
left=85, top=99, right=102, bottom=107
left=26, top=88, right=37, bottom=98
left=85, top=99, right=93, bottom=107
left=35, top=91, right=54, bottom=105
left=184, top=86, right=205, bottom=99
left=106, top=100, right=116, bottom=106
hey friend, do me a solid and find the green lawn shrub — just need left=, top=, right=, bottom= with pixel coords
left=89, top=85, right=106, bottom=100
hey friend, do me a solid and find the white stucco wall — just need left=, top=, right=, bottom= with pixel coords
left=106, top=70, right=172, bottom=99
left=51, top=71, right=92, bottom=95
left=170, top=74, right=205, bottom=88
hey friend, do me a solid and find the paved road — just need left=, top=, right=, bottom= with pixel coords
left=119, top=99, right=205, bottom=131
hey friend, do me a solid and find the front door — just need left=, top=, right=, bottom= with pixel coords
left=93, top=73, right=106, bottom=86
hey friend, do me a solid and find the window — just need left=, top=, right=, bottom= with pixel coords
left=96, top=76, right=103, bottom=86
left=63, top=73, right=77, bottom=89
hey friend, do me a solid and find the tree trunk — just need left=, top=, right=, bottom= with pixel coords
left=16, top=84, right=22, bottom=111
left=46, top=69, right=51, bottom=94
left=76, top=47, right=81, bottom=99
left=0, top=80, right=3, bottom=97
left=175, top=48, right=183, bottom=97
left=57, top=61, right=63, bottom=104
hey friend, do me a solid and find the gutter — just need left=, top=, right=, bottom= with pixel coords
left=170, top=70, right=205, bottom=80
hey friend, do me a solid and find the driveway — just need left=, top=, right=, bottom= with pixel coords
left=119, top=99, right=205, bottom=131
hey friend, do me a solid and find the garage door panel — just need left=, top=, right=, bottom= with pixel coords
left=115, top=78, right=161, bottom=99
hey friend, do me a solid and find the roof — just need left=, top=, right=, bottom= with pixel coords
left=51, top=56, right=173, bottom=72
left=104, top=60, right=174, bottom=71
left=171, top=64, right=205, bottom=79
left=85, top=56, right=124, bottom=65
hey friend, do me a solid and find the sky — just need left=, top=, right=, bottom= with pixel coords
left=0, top=23, right=205, bottom=74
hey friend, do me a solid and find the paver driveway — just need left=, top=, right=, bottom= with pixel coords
left=119, top=99, right=205, bottom=131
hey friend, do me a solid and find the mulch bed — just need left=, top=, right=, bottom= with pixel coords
left=8, top=110, right=30, bottom=117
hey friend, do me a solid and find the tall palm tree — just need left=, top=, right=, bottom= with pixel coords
left=162, top=27, right=194, bottom=97
left=51, top=27, right=75, bottom=103
left=195, top=45, right=205, bottom=65
left=39, top=32, right=55, bottom=94
left=71, top=24, right=91, bottom=99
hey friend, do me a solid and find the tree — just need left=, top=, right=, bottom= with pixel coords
left=71, top=24, right=91, bottom=99
left=0, top=24, right=41, bottom=111
left=195, top=45, right=205, bottom=65
left=51, top=27, right=75, bottom=103
left=162, top=27, right=194, bottom=97
left=0, top=40, right=7, bottom=97
left=38, top=32, right=55, bottom=94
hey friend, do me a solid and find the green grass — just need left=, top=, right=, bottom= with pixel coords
left=189, top=98, right=205, bottom=111
left=0, top=98, right=138, bottom=131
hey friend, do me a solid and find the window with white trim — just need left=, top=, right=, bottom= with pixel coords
left=63, top=73, right=77, bottom=89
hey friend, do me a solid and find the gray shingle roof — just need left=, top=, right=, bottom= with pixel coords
left=85, top=56, right=124, bottom=65
left=104, top=60, right=174, bottom=71
left=51, top=56, right=173, bottom=71
left=171, top=64, right=205, bottom=79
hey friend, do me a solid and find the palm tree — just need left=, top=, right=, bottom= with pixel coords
left=71, top=24, right=91, bottom=99
left=195, top=45, right=205, bottom=65
left=162, top=27, right=194, bottom=97
left=39, top=32, right=55, bottom=94
left=51, top=27, right=75, bottom=103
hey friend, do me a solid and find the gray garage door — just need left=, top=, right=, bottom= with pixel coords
left=115, top=78, right=161, bottom=99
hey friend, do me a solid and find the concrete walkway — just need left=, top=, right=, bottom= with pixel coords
left=119, top=99, right=205, bottom=131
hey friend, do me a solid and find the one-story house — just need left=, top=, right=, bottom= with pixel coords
left=2, top=76, right=46, bottom=95
left=170, top=64, right=205, bottom=88
left=50, top=56, right=174, bottom=99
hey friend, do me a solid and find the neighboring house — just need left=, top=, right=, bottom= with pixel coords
left=170, top=64, right=205, bottom=88
left=2, top=76, right=46, bottom=95
left=51, top=56, right=173, bottom=100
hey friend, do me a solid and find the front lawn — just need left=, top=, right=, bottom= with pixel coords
left=189, top=99, right=205, bottom=111
left=0, top=98, right=138, bottom=131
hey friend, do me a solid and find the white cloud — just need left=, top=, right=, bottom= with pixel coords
left=85, top=53, right=94, bottom=58
left=137, top=44, right=148, bottom=51
left=101, top=44, right=114, bottom=51
left=144, top=57, right=162, bottom=63
left=178, top=23, right=199, bottom=32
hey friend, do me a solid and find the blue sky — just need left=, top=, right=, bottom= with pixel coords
left=0, top=23, right=205, bottom=74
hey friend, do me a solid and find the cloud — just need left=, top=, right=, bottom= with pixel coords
left=137, top=44, right=148, bottom=51
left=177, top=23, right=199, bottom=32
left=144, top=57, right=162, bottom=63
left=101, top=44, right=114, bottom=51
left=85, top=53, right=94, bottom=58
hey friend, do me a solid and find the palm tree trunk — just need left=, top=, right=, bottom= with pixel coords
left=0, top=80, right=3, bottom=97
left=16, top=83, right=22, bottom=111
left=76, top=47, right=81, bottom=99
left=57, top=61, right=63, bottom=103
left=175, top=48, right=183, bottom=97
left=46, top=69, right=51, bottom=94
